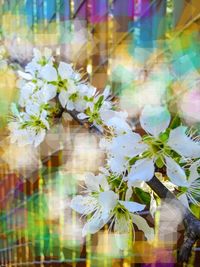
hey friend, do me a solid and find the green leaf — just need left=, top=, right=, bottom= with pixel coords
left=155, top=156, right=164, bottom=168
left=50, top=81, right=58, bottom=86
left=94, top=95, right=104, bottom=111
left=159, top=132, right=169, bottom=142
left=190, top=203, right=200, bottom=218
left=134, top=188, right=151, bottom=205
left=84, top=95, right=93, bottom=102
left=129, top=156, right=139, bottom=165
left=169, top=114, right=181, bottom=129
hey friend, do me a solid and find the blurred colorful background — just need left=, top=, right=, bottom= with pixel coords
left=0, top=0, right=200, bottom=266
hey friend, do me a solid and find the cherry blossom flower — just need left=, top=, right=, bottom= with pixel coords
left=70, top=172, right=145, bottom=236
left=166, top=159, right=200, bottom=206
left=9, top=103, right=50, bottom=147
left=25, top=47, right=54, bottom=75
left=103, top=105, right=200, bottom=187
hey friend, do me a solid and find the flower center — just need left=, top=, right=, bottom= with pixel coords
left=38, top=56, right=47, bottom=66
left=143, top=136, right=167, bottom=159
left=69, top=92, right=78, bottom=102
left=57, top=79, right=68, bottom=92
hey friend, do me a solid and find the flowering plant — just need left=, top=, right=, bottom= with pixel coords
left=8, top=48, right=200, bottom=260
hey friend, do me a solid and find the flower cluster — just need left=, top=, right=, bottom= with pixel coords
left=9, top=48, right=122, bottom=146
left=102, top=105, right=200, bottom=186
left=71, top=105, right=200, bottom=239
left=71, top=170, right=154, bottom=242
left=9, top=48, right=200, bottom=247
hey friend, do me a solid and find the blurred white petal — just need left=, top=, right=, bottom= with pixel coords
left=41, top=64, right=57, bottom=81
left=58, top=90, right=68, bottom=108
left=70, top=195, right=97, bottom=215
left=167, top=126, right=200, bottom=158
left=77, top=112, right=88, bottom=120
left=18, top=70, right=32, bottom=80
left=119, top=200, right=145, bottom=213
left=165, top=156, right=188, bottom=187
left=140, top=105, right=170, bottom=136
left=98, top=191, right=118, bottom=215
left=132, top=214, right=154, bottom=241
left=128, top=158, right=155, bottom=184
left=58, top=62, right=73, bottom=80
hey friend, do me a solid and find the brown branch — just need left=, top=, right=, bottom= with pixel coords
left=66, top=110, right=102, bottom=135
left=146, top=177, right=200, bottom=262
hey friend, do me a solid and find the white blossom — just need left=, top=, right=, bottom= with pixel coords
left=25, top=47, right=54, bottom=75
left=103, top=105, right=200, bottom=187
left=77, top=86, right=113, bottom=126
left=166, top=159, right=200, bottom=206
left=9, top=105, right=50, bottom=147
left=70, top=172, right=145, bottom=236
left=167, top=126, right=200, bottom=159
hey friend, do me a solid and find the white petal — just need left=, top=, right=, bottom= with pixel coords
left=84, top=173, right=109, bottom=192
left=114, top=234, right=130, bottom=250
left=127, top=158, right=155, bottom=184
left=99, top=138, right=111, bottom=150
left=167, top=126, right=200, bottom=158
left=128, top=180, right=149, bottom=191
left=165, top=156, right=188, bottom=187
left=43, top=84, right=57, bottom=101
left=26, top=103, right=40, bottom=116
left=104, top=116, right=132, bottom=134
left=100, top=110, right=128, bottom=123
left=99, top=175, right=110, bottom=191
left=178, top=194, right=190, bottom=209
left=108, top=155, right=127, bottom=175
left=119, top=200, right=145, bottom=213
left=125, top=187, right=133, bottom=201
left=33, top=48, right=41, bottom=59
left=41, top=65, right=58, bottom=81
left=189, top=160, right=200, bottom=184
left=88, top=86, right=96, bottom=97
left=74, top=100, right=85, bottom=112
left=132, top=214, right=154, bottom=241
left=18, top=70, right=32, bottom=80
left=67, top=100, right=75, bottom=111
left=140, top=105, right=171, bottom=136
left=34, top=129, right=46, bottom=147
left=70, top=195, right=97, bottom=215
left=84, top=173, right=98, bottom=191
left=44, top=47, right=52, bottom=59
left=99, top=109, right=115, bottom=122
left=109, top=132, right=147, bottom=158
left=58, top=62, right=73, bottom=80
left=82, top=211, right=109, bottom=236
left=40, top=114, right=49, bottom=130
left=99, top=167, right=110, bottom=176
left=150, top=194, right=157, bottom=217
left=114, top=215, right=131, bottom=234
left=98, top=191, right=118, bottom=214
left=77, top=113, right=88, bottom=120
left=102, top=85, right=110, bottom=99
left=40, top=109, right=48, bottom=118
left=58, top=90, right=68, bottom=108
